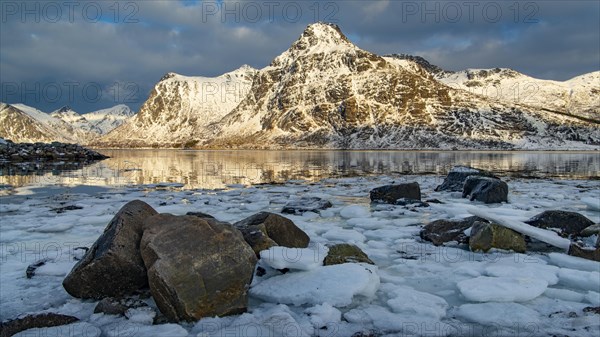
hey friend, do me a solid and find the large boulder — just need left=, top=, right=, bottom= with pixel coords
left=469, top=221, right=526, bottom=253
left=370, top=183, right=421, bottom=204
left=63, top=200, right=157, bottom=299
left=435, top=166, right=498, bottom=192
left=420, top=216, right=487, bottom=246
left=525, top=211, right=594, bottom=237
left=324, top=244, right=375, bottom=266
left=282, top=197, right=332, bottom=215
left=234, top=212, right=310, bottom=255
left=140, top=214, right=257, bottom=322
left=462, top=176, right=508, bottom=204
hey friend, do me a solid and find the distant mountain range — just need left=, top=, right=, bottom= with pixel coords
left=0, top=103, right=134, bottom=144
left=3, top=23, right=599, bottom=150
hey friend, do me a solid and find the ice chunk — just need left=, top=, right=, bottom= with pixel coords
left=457, top=276, right=548, bottom=302
left=14, top=322, right=101, bottom=337
left=125, top=307, right=156, bottom=325
left=386, top=286, right=449, bottom=319
left=558, top=268, right=600, bottom=292
left=456, top=302, right=540, bottom=327
left=196, top=304, right=310, bottom=337
left=340, top=205, right=370, bottom=218
left=485, top=264, right=559, bottom=285
left=260, top=245, right=329, bottom=271
left=543, top=288, right=586, bottom=302
left=250, top=264, right=379, bottom=306
left=322, top=228, right=366, bottom=243
left=109, top=324, right=188, bottom=337
left=581, top=197, right=600, bottom=211
left=304, top=303, right=342, bottom=329
left=586, top=291, right=600, bottom=306
left=548, top=252, right=600, bottom=272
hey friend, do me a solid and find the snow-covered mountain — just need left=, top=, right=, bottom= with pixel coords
left=200, top=23, right=598, bottom=149
left=0, top=103, right=71, bottom=143
left=76, top=23, right=600, bottom=149
left=97, top=66, right=256, bottom=147
left=435, top=68, right=600, bottom=121
left=0, top=103, right=134, bottom=144
left=83, top=105, right=135, bottom=134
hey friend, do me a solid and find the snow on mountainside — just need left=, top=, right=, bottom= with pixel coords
left=0, top=103, right=135, bottom=144
left=97, top=65, right=256, bottom=147
left=201, top=23, right=599, bottom=150
left=435, top=68, right=600, bottom=121
left=84, top=105, right=135, bottom=134
left=91, top=22, right=599, bottom=149
left=0, top=103, right=71, bottom=143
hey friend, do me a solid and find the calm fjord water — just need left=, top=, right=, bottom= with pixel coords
left=1, top=150, right=598, bottom=189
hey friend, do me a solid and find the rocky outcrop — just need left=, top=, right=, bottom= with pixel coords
left=282, top=197, right=332, bottom=215
left=420, top=216, right=487, bottom=246
left=140, top=214, right=257, bottom=321
left=462, top=176, right=508, bottom=204
left=63, top=200, right=157, bottom=299
left=370, top=183, right=421, bottom=204
left=324, top=244, right=375, bottom=266
left=469, top=221, right=526, bottom=253
left=0, top=140, right=108, bottom=162
left=435, top=166, right=498, bottom=192
left=525, top=211, right=594, bottom=237
left=234, top=212, right=310, bottom=255
left=0, top=313, right=79, bottom=337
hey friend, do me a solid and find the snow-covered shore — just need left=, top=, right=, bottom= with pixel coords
left=1, top=175, right=599, bottom=336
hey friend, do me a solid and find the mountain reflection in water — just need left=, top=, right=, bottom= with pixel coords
left=1, top=150, right=598, bottom=189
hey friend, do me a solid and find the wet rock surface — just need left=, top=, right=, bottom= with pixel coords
left=462, top=176, right=508, bottom=204
left=469, top=221, right=526, bottom=253
left=370, top=183, right=421, bottom=204
left=140, top=214, right=257, bottom=322
left=525, top=210, right=595, bottom=237
left=420, top=216, right=487, bottom=246
left=62, top=200, right=158, bottom=299
left=435, top=166, right=498, bottom=192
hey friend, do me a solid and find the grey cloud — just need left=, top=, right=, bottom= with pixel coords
left=0, top=0, right=598, bottom=113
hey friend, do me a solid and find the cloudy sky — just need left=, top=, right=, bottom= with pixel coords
left=1, top=0, right=598, bottom=113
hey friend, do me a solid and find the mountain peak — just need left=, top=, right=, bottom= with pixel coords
left=56, top=105, right=73, bottom=113
left=290, top=22, right=353, bottom=53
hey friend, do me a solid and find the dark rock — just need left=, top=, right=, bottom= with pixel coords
left=51, top=205, right=83, bottom=213
left=469, top=221, right=526, bottom=253
left=580, top=224, right=600, bottom=237
left=186, top=211, right=215, bottom=219
left=63, top=200, right=158, bottom=299
left=568, top=244, right=600, bottom=262
left=370, top=183, right=421, bottom=203
left=462, top=176, right=508, bottom=204
left=234, top=212, right=310, bottom=255
left=583, top=307, right=600, bottom=315
left=395, top=198, right=429, bottom=207
left=420, top=216, right=487, bottom=246
left=93, top=297, right=148, bottom=316
left=0, top=313, right=78, bottom=337
left=26, top=258, right=51, bottom=279
left=281, top=197, right=332, bottom=215
left=425, top=198, right=444, bottom=204
left=140, top=214, right=257, bottom=322
left=525, top=211, right=595, bottom=237
left=435, top=166, right=498, bottom=192
left=324, top=244, right=375, bottom=266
